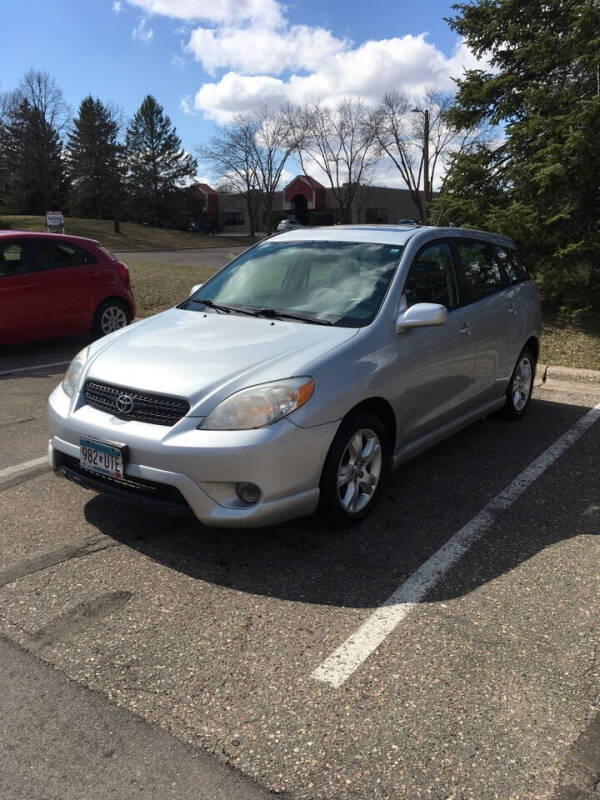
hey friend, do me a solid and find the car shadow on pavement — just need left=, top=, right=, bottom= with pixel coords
left=83, top=396, right=599, bottom=609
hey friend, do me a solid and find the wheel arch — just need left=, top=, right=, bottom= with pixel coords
left=523, top=335, right=540, bottom=363
left=341, top=396, right=397, bottom=457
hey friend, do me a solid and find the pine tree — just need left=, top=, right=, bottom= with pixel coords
left=2, top=71, right=68, bottom=214
left=4, top=98, right=66, bottom=214
left=124, top=95, right=197, bottom=226
left=433, top=0, right=600, bottom=312
left=67, top=96, right=122, bottom=219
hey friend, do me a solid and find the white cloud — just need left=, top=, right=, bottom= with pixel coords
left=124, top=0, right=283, bottom=26
left=116, top=0, right=488, bottom=126
left=132, top=17, right=154, bottom=42
left=112, top=1, right=122, bottom=12
left=193, top=35, right=486, bottom=123
left=180, top=95, right=195, bottom=114
left=186, top=24, right=348, bottom=75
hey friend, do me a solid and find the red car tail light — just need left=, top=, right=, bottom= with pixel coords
left=117, top=262, right=131, bottom=289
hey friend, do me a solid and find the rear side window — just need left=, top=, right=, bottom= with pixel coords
left=495, top=246, right=530, bottom=284
left=36, top=241, right=96, bottom=271
left=456, top=240, right=504, bottom=302
left=404, top=242, right=460, bottom=309
left=0, top=240, right=29, bottom=277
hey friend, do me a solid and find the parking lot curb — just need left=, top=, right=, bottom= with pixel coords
left=537, top=363, right=600, bottom=386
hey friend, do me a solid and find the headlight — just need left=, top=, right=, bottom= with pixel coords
left=200, top=377, right=314, bottom=430
left=62, top=346, right=90, bottom=398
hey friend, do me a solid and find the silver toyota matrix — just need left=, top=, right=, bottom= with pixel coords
left=48, top=225, right=542, bottom=527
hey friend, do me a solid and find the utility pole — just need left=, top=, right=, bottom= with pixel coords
left=423, top=108, right=430, bottom=224
left=412, top=106, right=430, bottom=224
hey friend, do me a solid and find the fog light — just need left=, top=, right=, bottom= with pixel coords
left=236, top=482, right=261, bottom=504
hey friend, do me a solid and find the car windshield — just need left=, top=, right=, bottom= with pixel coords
left=183, top=240, right=403, bottom=327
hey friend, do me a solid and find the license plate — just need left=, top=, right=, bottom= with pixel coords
left=79, top=438, right=125, bottom=479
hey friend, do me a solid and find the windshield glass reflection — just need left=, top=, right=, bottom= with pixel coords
left=185, top=240, right=403, bottom=327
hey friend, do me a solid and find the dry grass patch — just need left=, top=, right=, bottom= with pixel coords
left=541, top=312, right=600, bottom=370
left=0, top=215, right=257, bottom=251
left=128, top=261, right=218, bottom=317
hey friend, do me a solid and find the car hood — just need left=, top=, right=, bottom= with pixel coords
left=85, top=308, right=358, bottom=415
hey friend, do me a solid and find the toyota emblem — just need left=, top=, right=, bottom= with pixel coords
left=116, top=393, right=134, bottom=414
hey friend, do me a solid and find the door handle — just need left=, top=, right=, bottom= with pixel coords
left=460, top=322, right=473, bottom=336
left=86, top=271, right=101, bottom=278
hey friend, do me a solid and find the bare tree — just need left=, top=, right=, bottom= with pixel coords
left=198, top=108, right=299, bottom=235
left=251, top=107, right=300, bottom=234
left=17, top=69, right=70, bottom=133
left=291, top=99, right=379, bottom=224
left=373, top=90, right=484, bottom=224
left=198, top=117, right=262, bottom=236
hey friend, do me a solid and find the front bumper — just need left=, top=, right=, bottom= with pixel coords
left=48, top=384, right=339, bottom=527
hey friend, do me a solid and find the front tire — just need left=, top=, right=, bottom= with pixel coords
left=503, top=347, right=536, bottom=419
left=319, top=412, right=387, bottom=527
left=92, top=299, right=131, bottom=339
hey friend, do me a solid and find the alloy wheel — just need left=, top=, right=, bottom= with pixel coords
left=100, top=305, right=127, bottom=334
left=337, top=428, right=383, bottom=514
left=512, top=355, right=533, bottom=411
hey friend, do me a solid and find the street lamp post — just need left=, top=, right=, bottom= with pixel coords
left=412, top=107, right=430, bottom=224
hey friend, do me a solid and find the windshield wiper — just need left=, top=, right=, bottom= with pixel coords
left=252, top=308, right=333, bottom=326
left=188, top=298, right=255, bottom=316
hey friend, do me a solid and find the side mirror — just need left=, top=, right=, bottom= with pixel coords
left=190, top=283, right=203, bottom=295
left=396, top=302, right=447, bottom=333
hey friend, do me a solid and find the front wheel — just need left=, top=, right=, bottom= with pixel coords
left=92, top=299, right=131, bottom=339
left=319, top=412, right=387, bottom=527
left=503, top=347, right=536, bottom=419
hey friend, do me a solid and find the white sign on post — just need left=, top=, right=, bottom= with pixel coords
left=46, top=211, right=64, bottom=233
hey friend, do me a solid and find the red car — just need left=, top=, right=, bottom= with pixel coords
left=0, top=231, right=136, bottom=346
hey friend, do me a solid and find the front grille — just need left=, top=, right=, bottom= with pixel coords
left=84, top=381, right=190, bottom=426
left=61, top=454, right=190, bottom=512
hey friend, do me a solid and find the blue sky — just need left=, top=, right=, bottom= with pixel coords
left=2, top=0, right=474, bottom=179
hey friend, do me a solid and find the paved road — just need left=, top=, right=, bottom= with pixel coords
left=0, top=634, right=271, bottom=800
left=0, top=343, right=599, bottom=799
left=114, top=246, right=248, bottom=268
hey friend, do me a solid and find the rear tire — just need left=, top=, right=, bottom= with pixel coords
left=92, top=299, right=131, bottom=339
left=503, top=347, right=536, bottom=419
left=319, top=412, right=388, bottom=528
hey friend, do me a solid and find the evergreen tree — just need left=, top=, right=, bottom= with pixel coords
left=4, top=98, right=66, bottom=214
left=67, top=96, right=122, bottom=219
left=124, top=95, right=197, bottom=225
left=2, top=71, right=68, bottom=214
left=433, top=0, right=600, bottom=311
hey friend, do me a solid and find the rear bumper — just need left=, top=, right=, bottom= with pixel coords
left=48, top=384, right=338, bottom=527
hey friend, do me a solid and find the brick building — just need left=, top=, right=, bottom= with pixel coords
left=197, top=175, right=425, bottom=233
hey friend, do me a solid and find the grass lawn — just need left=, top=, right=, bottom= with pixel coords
left=541, top=312, right=600, bottom=370
left=130, top=260, right=600, bottom=371
left=128, top=261, right=218, bottom=317
left=0, top=215, right=258, bottom=251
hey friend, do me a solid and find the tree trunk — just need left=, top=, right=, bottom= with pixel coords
left=113, top=218, right=121, bottom=234
left=246, top=194, right=255, bottom=237
left=264, top=196, right=273, bottom=235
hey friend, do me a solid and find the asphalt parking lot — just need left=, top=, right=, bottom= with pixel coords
left=1, top=340, right=599, bottom=800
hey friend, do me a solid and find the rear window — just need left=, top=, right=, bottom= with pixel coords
left=456, top=240, right=504, bottom=302
left=494, top=246, right=530, bottom=284
left=37, top=241, right=96, bottom=270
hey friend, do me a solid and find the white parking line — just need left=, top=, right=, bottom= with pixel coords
left=313, top=401, right=600, bottom=689
left=0, top=456, right=48, bottom=487
left=0, top=360, right=70, bottom=377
